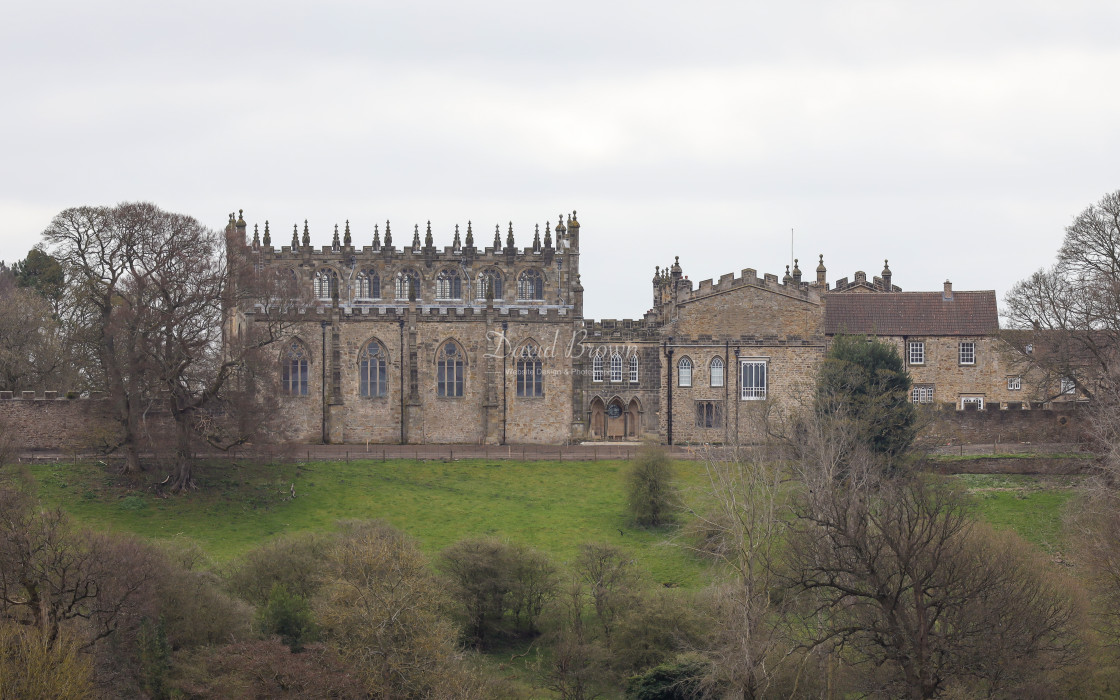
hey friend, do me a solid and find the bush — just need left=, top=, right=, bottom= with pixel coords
left=225, top=532, right=330, bottom=607
left=625, top=655, right=707, bottom=700
left=257, top=583, right=318, bottom=652
left=626, top=443, right=680, bottom=527
left=0, top=623, right=94, bottom=700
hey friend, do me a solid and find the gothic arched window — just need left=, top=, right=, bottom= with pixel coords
left=395, top=269, right=421, bottom=300
left=592, top=352, right=604, bottom=382
left=629, top=354, right=639, bottom=383
left=281, top=341, right=309, bottom=396
left=314, top=268, right=338, bottom=300
left=517, top=269, right=544, bottom=301
left=437, top=341, right=465, bottom=397
left=357, top=270, right=380, bottom=300
left=710, top=357, right=724, bottom=387
left=476, top=269, right=503, bottom=300
left=359, top=339, right=388, bottom=397
left=436, top=269, right=463, bottom=300
left=610, top=352, right=623, bottom=382
left=678, top=356, right=692, bottom=387
left=516, top=343, right=543, bottom=397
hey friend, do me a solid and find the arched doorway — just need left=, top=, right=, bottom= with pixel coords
left=589, top=397, right=606, bottom=439
left=627, top=398, right=641, bottom=439
left=606, top=398, right=626, bottom=439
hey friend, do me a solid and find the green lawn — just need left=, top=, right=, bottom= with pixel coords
left=5, top=459, right=1080, bottom=585
left=950, top=473, right=1081, bottom=554
left=9, top=458, right=711, bottom=587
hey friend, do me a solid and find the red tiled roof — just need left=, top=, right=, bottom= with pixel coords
left=823, top=291, right=998, bottom=336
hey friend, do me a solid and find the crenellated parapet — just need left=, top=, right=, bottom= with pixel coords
left=585, top=318, right=664, bottom=342
left=228, top=209, right=583, bottom=314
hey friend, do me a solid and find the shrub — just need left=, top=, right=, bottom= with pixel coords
left=626, top=443, right=680, bottom=527
left=257, top=583, right=317, bottom=652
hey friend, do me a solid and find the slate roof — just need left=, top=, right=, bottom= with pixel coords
left=823, top=291, right=999, bottom=336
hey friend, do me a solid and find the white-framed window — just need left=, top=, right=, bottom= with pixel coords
left=710, top=357, right=724, bottom=387
left=911, top=385, right=934, bottom=403
left=629, top=354, right=638, bottom=383
left=908, top=341, right=925, bottom=365
left=592, top=353, right=603, bottom=382
left=961, top=395, right=985, bottom=410
left=678, top=357, right=692, bottom=387
left=959, top=341, right=976, bottom=365
left=1007, top=376, right=1022, bottom=391
left=740, top=360, right=767, bottom=400
left=609, top=353, right=623, bottom=382
left=1025, top=343, right=1034, bottom=355
left=1060, top=376, right=1076, bottom=395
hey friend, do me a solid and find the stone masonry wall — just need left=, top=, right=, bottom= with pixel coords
left=0, top=392, right=174, bottom=453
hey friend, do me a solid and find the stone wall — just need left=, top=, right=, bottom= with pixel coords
left=918, top=402, right=1092, bottom=446
left=0, top=392, right=174, bottom=453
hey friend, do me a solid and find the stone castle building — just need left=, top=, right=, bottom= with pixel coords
left=226, top=210, right=1064, bottom=446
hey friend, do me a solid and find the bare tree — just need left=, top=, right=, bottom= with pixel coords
left=684, top=441, right=795, bottom=700
left=1003, top=190, right=1120, bottom=399
left=0, top=489, right=160, bottom=651
left=44, top=204, right=299, bottom=488
left=785, top=457, right=1083, bottom=699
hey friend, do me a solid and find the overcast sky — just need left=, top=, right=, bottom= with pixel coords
left=2, top=1, right=1118, bottom=319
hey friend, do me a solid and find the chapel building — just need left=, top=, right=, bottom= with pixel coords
left=226, top=210, right=1061, bottom=445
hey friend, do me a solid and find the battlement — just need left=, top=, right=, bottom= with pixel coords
left=585, top=318, right=663, bottom=341
left=680, top=266, right=820, bottom=304
left=246, top=303, right=577, bottom=323
left=0, top=390, right=105, bottom=400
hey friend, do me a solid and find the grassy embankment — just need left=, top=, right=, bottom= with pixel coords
left=7, top=457, right=1081, bottom=577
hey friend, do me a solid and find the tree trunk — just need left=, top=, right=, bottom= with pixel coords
left=170, top=412, right=195, bottom=492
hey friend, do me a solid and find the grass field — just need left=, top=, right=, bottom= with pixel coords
left=8, top=458, right=715, bottom=587
left=3, top=458, right=1081, bottom=581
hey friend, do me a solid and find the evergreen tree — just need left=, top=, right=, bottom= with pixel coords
left=816, top=334, right=916, bottom=463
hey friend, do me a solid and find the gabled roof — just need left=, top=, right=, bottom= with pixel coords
left=823, top=291, right=998, bottom=336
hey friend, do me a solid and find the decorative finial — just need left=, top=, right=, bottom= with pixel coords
left=302, top=220, right=310, bottom=248
left=237, top=209, right=246, bottom=228
left=424, top=221, right=433, bottom=249
left=453, top=224, right=461, bottom=249
left=373, top=223, right=381, bottom=249
left=543, top=219, right=552, bottom=249
left=493, top=224, right=501, bottom=249
left=344, top=220, right=351, bottom=247
left=412, top=224, right=421, bottom=250
left=465, top=221, right=474, bottom=248
left=533, top=223, right=541, bottom=251
left=384, top=220, right=392, bottom=248
left=506, top=222, right=514, bottom=250
left=252, top=223, right=260, bottom=247
left=291, top=224, right=299, bottom=248
left=263, top=220, right=271, bottom=246
left=332, top=224, right=340, bottom=249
